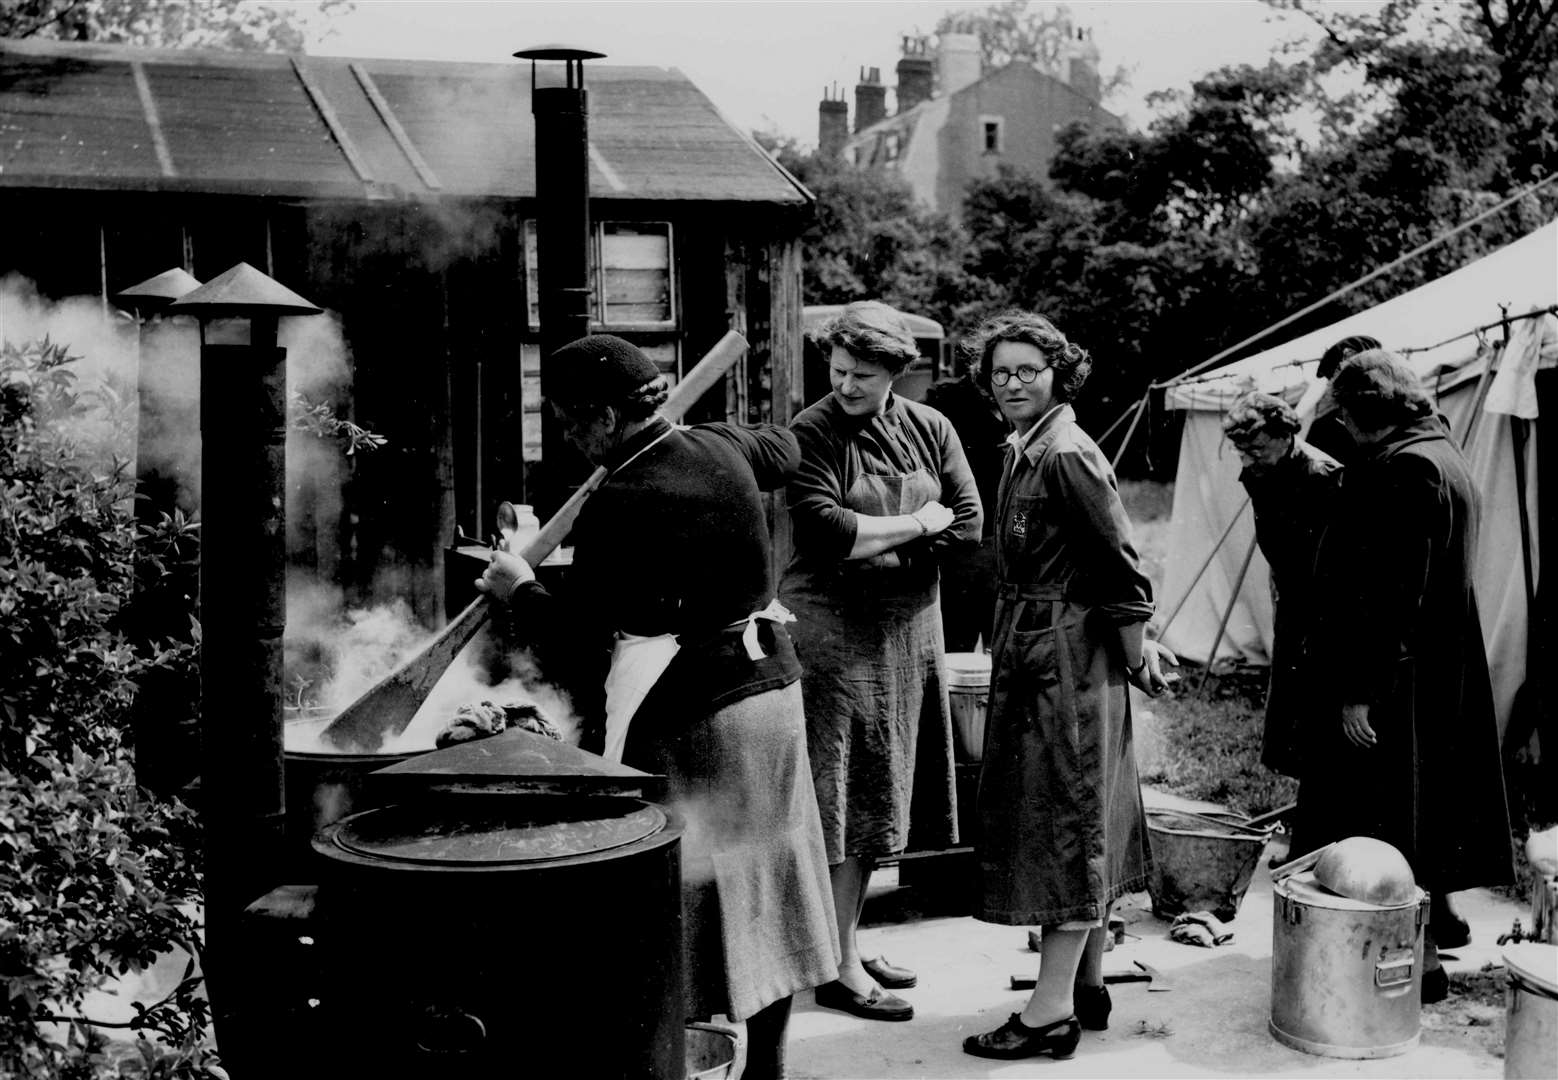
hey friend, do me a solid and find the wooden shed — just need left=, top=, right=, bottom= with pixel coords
left=0, top=37, right=813, bottom=621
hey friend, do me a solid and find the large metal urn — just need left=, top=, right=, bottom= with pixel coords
left=1270, top=868, right=1428, bottom=1057
left=311, top=792, right=684, bottom=1078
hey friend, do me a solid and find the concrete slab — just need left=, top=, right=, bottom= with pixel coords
left=786, top=841, right=1522, bottom=1079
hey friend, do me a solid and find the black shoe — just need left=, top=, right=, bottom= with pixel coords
left=862, top=955, right=917, bottom=989
left=814, top=980, right=914, bottom=1021
left=1421, top=967, right=1449, bottom=1005
left=1429, top=895, right=1471, bottom=949
left=1075, top=984, right=1111, bottom=1031
left=963, top=1014, right=1081, bottom=1060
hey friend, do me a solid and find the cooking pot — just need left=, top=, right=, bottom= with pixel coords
left=1270, top=868, right=1427, bottom=1058
left=310, top=793, right=685, bottom=1079
left=1502, top=942, right=1558, bottom=1079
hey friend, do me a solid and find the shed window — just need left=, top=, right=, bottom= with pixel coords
left=884, top=132, right=901, bottom=163
left=981, top=116, right=1004, bottom=154
left=520, top=338, right=680, bottom=463
left=523, top=220, right=675, bottom=331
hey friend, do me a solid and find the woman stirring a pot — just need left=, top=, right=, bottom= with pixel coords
left=780, top=301, right=982, bottom=1022
left=479, top=335, right=839, bottom=1080
left=962, top=312, right=1175, bottom=1061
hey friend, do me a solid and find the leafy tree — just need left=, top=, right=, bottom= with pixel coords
left=753, top=132, right=970, bottom=328
left=1, top=339, right=216, bottom=1078
left=0, top=0, right=353, bottom=51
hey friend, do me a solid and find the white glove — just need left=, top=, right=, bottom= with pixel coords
left=477, top=550, right=535, bottom=602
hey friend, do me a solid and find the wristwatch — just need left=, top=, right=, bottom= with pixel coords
left=1126, top=657, right=1149, bottom=679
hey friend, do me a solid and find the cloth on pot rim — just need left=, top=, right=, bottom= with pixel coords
left=1169, top=911, right=1234, bottom=947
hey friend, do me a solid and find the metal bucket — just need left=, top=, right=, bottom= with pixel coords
left=1270, top=869, right=1427, bottom=1058
left=1503, top=942, right=1558, bottom=1079
left=1146, top=808, right=1269, bottom=922
left=687, top=1022, right=744, bottom=1080
left=945, top=651, right=991, bottom=763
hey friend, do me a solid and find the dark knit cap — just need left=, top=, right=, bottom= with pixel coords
left=548, top=334, right=660, bottom=406
left=1223, top=391, right=1301, bottom=443
left=1318, top=334, right=1382, bottom=379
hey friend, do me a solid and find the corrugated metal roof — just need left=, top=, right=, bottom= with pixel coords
left=0, top=38, right=810, bottom=205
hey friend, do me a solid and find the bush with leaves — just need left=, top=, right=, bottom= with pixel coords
left=1, top=338, right=218, bottom=1078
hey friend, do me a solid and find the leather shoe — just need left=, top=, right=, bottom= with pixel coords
left=1421, top=966, right=1449, bottom=1005
left=1075, top=984, right=1111, bottom=1031
left=1429, top=896, right=1471, bottom=949
left=862, top=955, right=917, bottom=989
left=814, top=980, right=914, bottom=1021
left=963, top=1013, right=1081, bottom=1060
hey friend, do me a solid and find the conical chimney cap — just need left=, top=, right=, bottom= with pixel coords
left=169, top=262, right=321, bottom=318
left=113, top=267, right=203, bottom=312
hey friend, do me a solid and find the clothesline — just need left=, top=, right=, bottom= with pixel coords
left=1158, top=302, right=1558, bottom=392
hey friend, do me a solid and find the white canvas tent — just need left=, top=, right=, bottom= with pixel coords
left=1156, top=218, right=1558, bottom=741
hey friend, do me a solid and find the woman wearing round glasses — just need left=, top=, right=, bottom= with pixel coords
left=780, top=300, right=983, bottom=1021
left=962, top=311, right=1175, bottom=1061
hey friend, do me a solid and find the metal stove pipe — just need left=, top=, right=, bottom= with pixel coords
left=515, top=44, right=604, bottom=512
left=168, top=264, right=321, bottom=1061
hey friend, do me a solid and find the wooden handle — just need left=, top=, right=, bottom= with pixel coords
left=321, top=330, right=749, bottom=751
left=1270, top=843, right=1329, bottom=883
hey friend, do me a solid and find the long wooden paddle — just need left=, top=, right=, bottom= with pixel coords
left=321, top=330, right=750, bottom=751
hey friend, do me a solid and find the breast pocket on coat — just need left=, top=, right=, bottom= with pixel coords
left=1004, top=493, right=1043, bottom=554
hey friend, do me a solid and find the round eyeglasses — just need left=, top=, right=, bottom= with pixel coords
left=990, top=364, right=1048, bottom=386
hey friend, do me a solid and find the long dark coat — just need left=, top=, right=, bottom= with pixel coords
left=1297, top=415, right=1514, bottom=893
left=976, top=405, right=1155, bottom=926
left=1239, top=440, right=1341, bottom=776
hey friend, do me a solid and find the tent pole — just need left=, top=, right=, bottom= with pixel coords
left=1110, top=395, right=1150, bottom=471
left=1095, top=394, right=1145, bottom=450
left=1194, top=534, right=1259, bottom=695
left=1157, top=496, right=1252, bottom=640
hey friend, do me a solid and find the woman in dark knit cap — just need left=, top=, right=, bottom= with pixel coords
left=479, top=334, right=838, bottom=1079
left=780, top=301, right=982, bottom=1022
left=1307, top=333, right=1382, bottom=461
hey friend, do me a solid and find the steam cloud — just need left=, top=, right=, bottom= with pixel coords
left=284, top=575, right=582, bottom=755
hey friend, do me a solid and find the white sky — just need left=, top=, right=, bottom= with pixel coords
left=294, top=0, right=1338, bottom=143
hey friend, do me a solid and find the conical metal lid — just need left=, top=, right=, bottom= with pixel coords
left=114, top=267, right=202, bottom=311
left=369, top=726, right=664, bottom=799
left=169, top=262, right=321, bottom=317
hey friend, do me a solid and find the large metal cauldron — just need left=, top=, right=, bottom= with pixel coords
left=282, top=710, right=432, bottom=878
left=1270, top=869, right=1427, bottom=1058
left=310, top=793, right=685, bottom=1078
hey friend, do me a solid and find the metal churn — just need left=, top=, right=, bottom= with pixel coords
left=1269, top=838, right=1428, bottom=1058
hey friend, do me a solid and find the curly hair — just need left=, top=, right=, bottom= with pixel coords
left=971, top=310, right=1093, bottom=402
left=1223, top=391, right=1302, bottom=444
left=1329, top=348, right=1431, bottom=432
left=817, top=301, right=920, bottom=375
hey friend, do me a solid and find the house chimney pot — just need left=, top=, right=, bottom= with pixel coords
left=938, top=32, right=982, bottom=98
left=896, top=36, right=934, bottom=113
left=818, top=85, right=849, bottom=159
left=1066, top=25, right=1101, bottom=100
left=854, top=66, right=886, bottom=132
